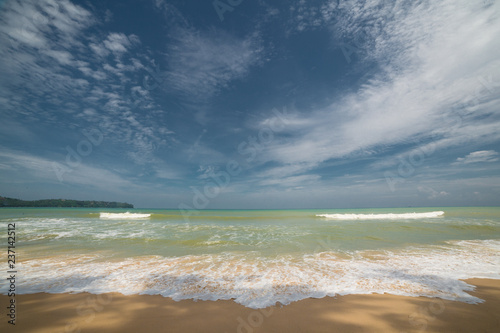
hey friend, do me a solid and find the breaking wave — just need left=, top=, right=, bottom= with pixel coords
left=316, top=211, right=445, bottom=220
left=99, top=212, right=151, bottom=219
left=8, top=239, right=500, bottom=309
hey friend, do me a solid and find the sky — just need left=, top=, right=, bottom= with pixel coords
left=0, top=0, right=499, bottom=209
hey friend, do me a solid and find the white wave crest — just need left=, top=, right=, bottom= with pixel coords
left=99, top=212, right=151, bottom=219
left=316, top=211, right=444, bottom=220
left=8, top=239, right=500, bottom=308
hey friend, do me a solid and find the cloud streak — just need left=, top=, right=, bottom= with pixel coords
left=255, top=0, right=500, bottom=186
left=0, top=150, right=137, bottom=192
left=0, top=0, right=498, bottom=208
left=455, top=150, right=499, bottom=164
left=0, top=0, right=172, bottom=167
left=164, top=27, right=264, bottom=102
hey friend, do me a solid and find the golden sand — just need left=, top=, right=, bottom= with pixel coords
left=1, top=278, right=498, bottom=332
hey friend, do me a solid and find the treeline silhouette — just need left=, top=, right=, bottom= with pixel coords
left=0, top=196, right=133, bottom=208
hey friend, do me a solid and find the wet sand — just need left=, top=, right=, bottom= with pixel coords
left=1, top=278, right=499, bottom=332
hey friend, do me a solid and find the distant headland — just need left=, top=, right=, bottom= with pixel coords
left=0, top=196, right=133, bottom=208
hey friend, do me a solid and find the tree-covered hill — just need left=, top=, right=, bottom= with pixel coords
left=0, top=196, right=133, bottom=208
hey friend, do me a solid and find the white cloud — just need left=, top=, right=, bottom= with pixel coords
left=104, top=33, right=130, bottom=52
left=2, top=0, right=94, bottom=48
left=0, top=150, right=139, bottom=191
left=103, top=32, right=139, bottom=54
left=259, top=174, right=321, bottom=187
left=42, top=49, right=74, bottom=65
left=417, top=186, right=449, bottom=199
left=154, top=165, right=183, bottom=180
left=255, top=0, right=500, bottom=185
left=88, top=33, right=140, bottom=58
left=0, top=0, right=172, bottom=168
left=455, top=150, right=499, bottom=164
left=165, top=28, right=263, bottom=101
left=89, top=42, right=110, bottom=57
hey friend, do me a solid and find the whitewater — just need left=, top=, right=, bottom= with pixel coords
left=1, top=207, right=499, bottom=309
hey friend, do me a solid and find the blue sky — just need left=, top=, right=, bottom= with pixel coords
left=0, top=0, right=499, bottom=209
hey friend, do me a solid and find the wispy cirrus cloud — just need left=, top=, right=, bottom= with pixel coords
left=2, top=0, right=94, bottom=49
left=454, top=150, right=499, bottom=165
left=1, top=0, right=498, bottom=208
left=164, top=27, right=264, bottom=102
left=252, top=0, right=500, bottom=186
left=417, top=186, right=449, bottom=200
left=0, top=150, right=137, bottom=191
left=152, top=0, right=265, bottom=106
left=0, top=0, right=172, bottom=166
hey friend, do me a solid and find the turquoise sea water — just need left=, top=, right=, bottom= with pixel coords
left=1, top=207, right=500, bottom=308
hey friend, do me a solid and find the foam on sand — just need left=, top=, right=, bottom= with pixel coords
left=316, top=211, right=444, bottom=220
left=100, top=212, right=151, bottom=219
left=9, top=239, right=500, bottom=309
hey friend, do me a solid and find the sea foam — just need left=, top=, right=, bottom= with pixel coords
left=7, top=239, right=500, bottom=309
left=316, top=211, right=444, bottom=220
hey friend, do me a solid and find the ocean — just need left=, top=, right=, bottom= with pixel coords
left=1, top=207, right=500, bottom=309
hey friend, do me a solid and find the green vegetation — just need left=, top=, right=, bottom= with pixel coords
left=0, top=196, right=133, bottom=208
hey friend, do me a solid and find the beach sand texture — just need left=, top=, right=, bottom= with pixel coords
left=1, top=278, right=499, bottom=333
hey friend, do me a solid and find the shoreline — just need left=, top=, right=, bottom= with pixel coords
left=1, top=278, right=499, bottom=332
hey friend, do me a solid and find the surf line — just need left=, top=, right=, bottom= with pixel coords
left=316, top=211, right=445, bottom=220
left=99, top=212, right=151, bottom=219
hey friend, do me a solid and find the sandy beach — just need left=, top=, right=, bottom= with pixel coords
left=1, top=278, right=498, bottom=333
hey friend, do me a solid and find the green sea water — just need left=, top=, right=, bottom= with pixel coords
left=1, top=207, right=499, bottom=308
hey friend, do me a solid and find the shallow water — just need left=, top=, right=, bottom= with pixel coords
left=1, top=207, right=499, bottom=308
